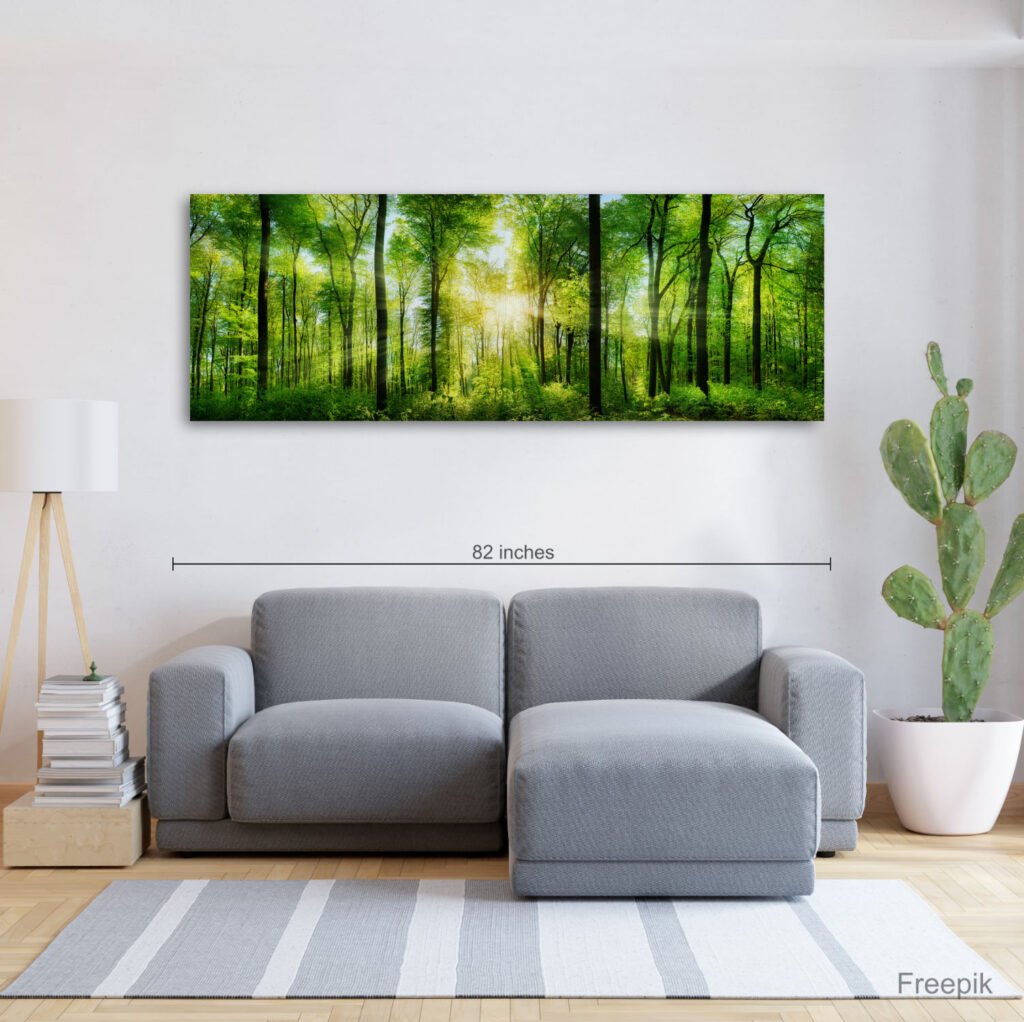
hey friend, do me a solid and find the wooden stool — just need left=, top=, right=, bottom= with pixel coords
left=2, top=793, right=149, bottom=867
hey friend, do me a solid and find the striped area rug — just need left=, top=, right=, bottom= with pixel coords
left=2, top=879, right=1016, bottom=999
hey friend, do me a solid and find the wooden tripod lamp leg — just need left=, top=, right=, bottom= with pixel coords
left=36, top=494, right=52, bottom=768
left=51, top=494, right=92, bottom=673
left=38, top=494, right=51, bottom=692
left=0, top=493, right=45, bottom=740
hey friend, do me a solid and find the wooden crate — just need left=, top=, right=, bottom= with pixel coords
left=2, top=792, right=149, bottom=867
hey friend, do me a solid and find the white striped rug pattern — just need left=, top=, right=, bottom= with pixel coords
left=2, top=879, right=1016, bottom=999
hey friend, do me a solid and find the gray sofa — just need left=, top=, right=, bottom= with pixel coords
left=148, top=588, right=507, bottom=854
left=147, top=585, right=864, bottom=899
left=505, top=588, right=865, bottom=897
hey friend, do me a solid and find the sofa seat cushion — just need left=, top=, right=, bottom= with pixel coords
left=227, top=699, right=505, bottom=824
left=507, top=700, right=819, bottom=863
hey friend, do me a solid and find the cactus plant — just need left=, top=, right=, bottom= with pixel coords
left=964, top=431, right=1017, bottom=504
left=929, top=395, right=969, bottom=502
left=880, top=420, right=944, bottom=523
left=986, top=514, right=1024, bottom=617
left=882, top=565, right=947, bottom=628
left=936, top=504, right=984, bottom=611
left=880, top=344, right=1024, bottom=721
left=941, top=612, right=994, bottom=722
left=926, top=341, right=948, bottom=395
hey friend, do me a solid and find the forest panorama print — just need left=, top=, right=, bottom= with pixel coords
left=190, top=194, right=824, bottom=421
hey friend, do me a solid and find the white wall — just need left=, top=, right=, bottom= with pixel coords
left=0, top=1, right=1022, bottom=782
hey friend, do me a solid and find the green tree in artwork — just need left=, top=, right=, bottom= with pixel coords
left=396, top=194, right=495, bottom=394
left=387, top=226, right=420, bottom=396
left=587, top=194, right=602, bottom=415
left=712, top=214, right=746, bottom=387
left=306, top=195, right=375, bottom=390
left=257, top=195, right=271, bottom=398
left=741, top=194, right=822, bottom=390
left=374, top=194, right=388, bottom=413
left=693, top=194, right=713, bottom=398
left=506, top=194, right=586, bottom=386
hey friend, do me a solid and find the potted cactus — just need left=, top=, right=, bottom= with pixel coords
left=876, top=343, right=1024, bottom=835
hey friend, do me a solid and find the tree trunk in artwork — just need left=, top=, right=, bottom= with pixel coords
left=429, top=262, right=439, bottom=393
left=751, top=261, right=763, bottom=389
left=663, top=308, right=675, bottom=392
left=326, top=305, right=333, bottom=385
left=537, top=292, right=547, bottom=385
left=723, top=273, right=735, bottom=385
left=588, top=194, right=603, bottom=415
left=398, top=292, right=407, bottom=395
left=801, top=293, right=809, bottom=387
left=647, top=288, right=661, bottom=399
left=603, top=285, right=610, bottom=373
left=291, top=249, right=299, bottom=388
left=343, top=259, right=357, bottom=389
left=619, top=288, right=629, bottom=404
left=256, top=194, right=271, bottom=399
left=694, top=193, right=712, bottom=398
left=191, top=263, right=212, bottom=398
left=208, top=318, right=217, bottom=392
left=374, top=194, right=388, bottom=413
left=279, top=276, right=286, bottom=388
left=536, top=223, right=547, bottom=385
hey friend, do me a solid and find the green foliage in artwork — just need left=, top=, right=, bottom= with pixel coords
left=189, top=193, right=825, bottom=422
left=191, top=380, right=822, bottom=423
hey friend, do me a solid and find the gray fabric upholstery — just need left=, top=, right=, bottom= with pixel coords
left=820, top=819, right=859, bottom=852
left=506, top=588, right=762, bottom=717
left=148, top=646, right=254, bottom=821
left=509, top=855, right=815, bottom=898
left=252, top=587, right=504, bottom=714
left=507, top=700, right=819, bottom=864
left=759, top=647, right=866, bottom=825
left=157, top=819, right=505, bottom=854
left=228, top=699, right=505, bottom=824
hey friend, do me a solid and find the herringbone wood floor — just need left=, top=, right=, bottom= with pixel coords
left=0, top=784, right=1022, bottom=1022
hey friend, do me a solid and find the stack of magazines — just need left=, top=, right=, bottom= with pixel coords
left=34, top=673, right=145, bottom=807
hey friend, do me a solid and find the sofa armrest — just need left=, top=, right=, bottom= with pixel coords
left=148, top=646, right=255, bottom=821
left=759, top=647, right=866, bottom=821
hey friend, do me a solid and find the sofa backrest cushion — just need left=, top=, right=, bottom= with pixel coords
left=506, top=587, right=761, bottom=718
left=252, top=587, right=505, bottom=715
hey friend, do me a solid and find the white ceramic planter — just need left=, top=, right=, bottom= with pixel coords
left=874, top=707, right=1024, bottom=835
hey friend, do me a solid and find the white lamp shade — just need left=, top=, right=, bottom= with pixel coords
left=0, top=400, right=118, bottom=492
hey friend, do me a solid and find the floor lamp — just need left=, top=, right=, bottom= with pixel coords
left=0, top=400, right=118, bottom=751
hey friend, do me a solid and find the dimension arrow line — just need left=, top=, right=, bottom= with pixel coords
left=173, top=557, right=832, bottom=571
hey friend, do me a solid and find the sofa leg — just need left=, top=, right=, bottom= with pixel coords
left=816, top=850, right=836, bottom=858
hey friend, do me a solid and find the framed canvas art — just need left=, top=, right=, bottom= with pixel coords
left=190, top=194, right=824, bottom=421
